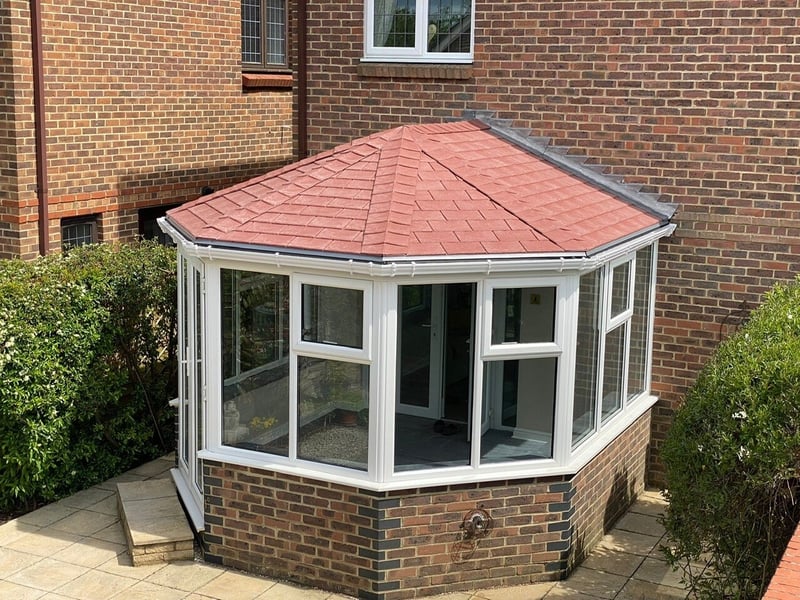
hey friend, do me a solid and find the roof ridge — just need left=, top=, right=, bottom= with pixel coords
left=412, top=127, right=566, bottom=250
left=361, top=127, right=422, bottom=256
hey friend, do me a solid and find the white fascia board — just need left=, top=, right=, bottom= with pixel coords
left=158, top=217, right=675, bottom=279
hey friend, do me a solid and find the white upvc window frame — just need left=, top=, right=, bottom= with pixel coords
left=189, top=238, right=662, bottom=492
left=479, top=276, right=578, bottom=467
left=363, top=0, right=475, bottom=63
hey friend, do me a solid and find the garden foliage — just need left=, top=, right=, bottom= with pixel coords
left=662, top=278, right=800, bottom=599
left=0, top=242, right=177, bottom=510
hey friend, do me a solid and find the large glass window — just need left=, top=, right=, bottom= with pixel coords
left=481, top=357, right=557, bottom=463
left=221, top=270, right=290, bottom=456
left=366, top=0, right=473, bottom=62
left=298, top=357, right=369, bottom=471
left=241, top=0, right=287, bottom=70
left=572, top=269, right=602, bottom=446
left=628, top=246, right=653, bottom=399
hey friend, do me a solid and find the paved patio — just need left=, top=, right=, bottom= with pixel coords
left=0, top=455, right=695, bottom=599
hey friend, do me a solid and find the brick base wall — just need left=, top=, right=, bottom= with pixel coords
left=202, top=411, right=651, bottom=599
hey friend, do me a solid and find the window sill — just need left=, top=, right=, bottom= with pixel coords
left=357, top=62, right=473, bottom=80
left=242, top=73, right=293, bottom=90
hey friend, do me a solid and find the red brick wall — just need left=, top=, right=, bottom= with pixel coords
left=303, top=0, right=800, bottom=484
left=1, top=0, right=295, bottom=259
left=202, top=412, right=650, bottom=599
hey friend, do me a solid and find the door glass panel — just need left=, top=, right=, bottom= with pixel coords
left=397, top=285, right=432, bottom=410
left=491, top=287, right=556, bottom=345
left=180, top=258, right=189, bottom=465
left=221, top=269, right=290, bottom=456
left=297, top=357, right=369, bottom=471
left=480, top=358, right=556, bottom=463
left=302, top=284, right=363, bottom=349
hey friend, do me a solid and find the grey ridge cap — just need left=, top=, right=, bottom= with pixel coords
left=464, top=111, right=678, bottom=223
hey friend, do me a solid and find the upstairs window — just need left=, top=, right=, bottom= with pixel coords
left=365, top=0, right=474, bottom=63
left=241, top=0, right=288, bottom=70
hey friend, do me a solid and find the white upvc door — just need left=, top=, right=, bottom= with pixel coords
left=175, top=255, right=205, bottom=527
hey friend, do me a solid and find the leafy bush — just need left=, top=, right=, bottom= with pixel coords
left=661, top=278, right=800, bottom=599
left=0, top=242, right=177, bottom=510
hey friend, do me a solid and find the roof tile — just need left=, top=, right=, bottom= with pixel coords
left=167, top=120, right=666, bottom=259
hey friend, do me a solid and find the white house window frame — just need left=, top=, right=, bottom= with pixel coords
left=363, top=0, right=475, bottom=63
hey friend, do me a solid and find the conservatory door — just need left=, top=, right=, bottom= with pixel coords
left=175, top=257, right=204, bottom=527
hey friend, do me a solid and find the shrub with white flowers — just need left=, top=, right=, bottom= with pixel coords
left=662, top=278, right=800, bottom=599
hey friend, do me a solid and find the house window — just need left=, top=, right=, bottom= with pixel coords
left=365, top=0, right=474, bottom=62
left=61, top=215, right=98, bottom=250
left=241, top=0, right=287, bottom=70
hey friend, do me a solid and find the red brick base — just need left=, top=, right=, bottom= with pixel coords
left=202, top=411, right=650, bottom=599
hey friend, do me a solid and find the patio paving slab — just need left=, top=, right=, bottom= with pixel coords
left=0, top=455, right=695, bottom=600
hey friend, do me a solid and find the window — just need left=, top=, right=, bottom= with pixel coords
left=61, top=215, right=98, bottom=250
left=139, top=205, right=179, bottom=246
left=365, top=0, right=474, bottom=62
left=241, top=0, right=287, bottom=70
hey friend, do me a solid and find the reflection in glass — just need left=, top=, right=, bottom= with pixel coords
left=481, top=358, right=556, bottom=463
left=298, top=357, right=369, bottom=471
left=610, top=262, right=631, bottom=318
left=628, top=246, right=653, bottom=400
left=374, top=0, right=416, bottom=48
left=601, top=324, right=626, bottom=423
left=427, top=0, right=471, bottom=53
left=221, top=269, right=290, bottom=456
left=573, top=270, right=601, bottom=446
left=302, top=284, right=363, bottom=349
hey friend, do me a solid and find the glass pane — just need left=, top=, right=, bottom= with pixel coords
left=221, top=270, right=290, bottom=456
left=427, top=0, right=471, bottom=53
left=374, top=0, right=415, bottom=48
left=397, top=285, right=432, bottom=410
left=180, top=259, right=189, bottom=464
left=298, top=357, right=369, bottom=471
left=194, top=271, right=203, bottom=490
left=573, top=269, right=601, bottom=446
left=601, top=324, right=626, bottom=423
left=302, top=284, right=363, bottom=349
left=491, top=287, right=555, bottom=345
left=628, top=246, right=653, bottom=399
left=610, top=261, right=631, bottom=318
left=241, top=0, right=262, bottom=63
left=266, top=0, right=285, bottom=64
left=480, top=358, right=556, bottom=463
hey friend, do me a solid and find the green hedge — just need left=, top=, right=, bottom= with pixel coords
left=0, top=242, right=177, bottom=510
left=661, top=278, right=800, bottom=599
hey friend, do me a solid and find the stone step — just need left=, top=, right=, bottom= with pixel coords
left=117, top=478, right=195, bottom=566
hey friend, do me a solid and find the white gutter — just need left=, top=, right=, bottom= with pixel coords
left=158, top=217, right=675, bottom=278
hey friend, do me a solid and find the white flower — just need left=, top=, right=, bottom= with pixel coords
left=732, top=410, right=747, bottom=420
left=737, top=446, right=750, bottom=461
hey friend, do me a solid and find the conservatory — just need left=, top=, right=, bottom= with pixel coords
left=160, top=119, right=675, bottom=598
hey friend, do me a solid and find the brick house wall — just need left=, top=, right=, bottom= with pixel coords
left=301, top=0, right=800, bottom=484
left=0, top=0, right=295, bottom=259
left=202, top=412, right=650, bottom=599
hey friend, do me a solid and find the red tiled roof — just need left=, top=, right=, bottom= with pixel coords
left=167, top=120, right=664, bottom=258
left=763, top=522, right=800, bottom=600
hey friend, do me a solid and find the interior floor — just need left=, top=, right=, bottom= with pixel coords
left=394, top=414, right=551, bottom=471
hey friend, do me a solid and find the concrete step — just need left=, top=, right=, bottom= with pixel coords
left=117, top=478, right=194, bottom=566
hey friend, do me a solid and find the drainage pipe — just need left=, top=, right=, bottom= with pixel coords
left=297, top=0, right=308, bottom=159
left=30, top=0, right=48, bottom=255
